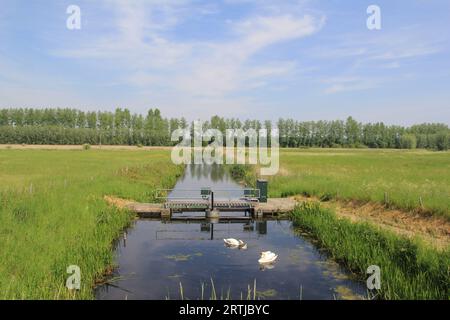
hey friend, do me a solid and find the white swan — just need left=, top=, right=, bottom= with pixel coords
left=223, top=238, right=240, bottom=246
left=223, top=238, right=247, bottom=249
left=258, top=251, right=278, bottom=264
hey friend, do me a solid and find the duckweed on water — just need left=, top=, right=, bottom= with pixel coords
left=334, top=286, right=364, bottom=300
left=256, top=289, right=278, bottom=298
left=165, top=253, right=203, bottom=262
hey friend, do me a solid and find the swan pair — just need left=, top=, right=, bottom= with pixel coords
left=223, top=238, right=247, bottom=250
left=224, top=239, right=278, bottom=265
left=258, top=251, right=278, bottom=264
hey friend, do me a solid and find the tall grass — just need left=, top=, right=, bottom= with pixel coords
left=292, top=202, right=450, bottom=300
left=168, top=278, right=260, bottom=300
left=269, top=149, right=450, bottom=219
left=0, top=149, right=183, bottom=299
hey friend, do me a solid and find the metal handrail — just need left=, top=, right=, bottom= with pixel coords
left=154, top=188, right=260, bottom=201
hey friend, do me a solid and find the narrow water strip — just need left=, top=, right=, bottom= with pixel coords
left=96, top=165, right=367, bottom=300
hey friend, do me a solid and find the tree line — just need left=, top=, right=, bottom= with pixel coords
left=0, top=108, right=448, bottom=150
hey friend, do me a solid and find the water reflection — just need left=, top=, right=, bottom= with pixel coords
left=96, top=219, right=366, bottom=300
left=182, top=164, right=230, bottom=184
left=194, top=221, right=267, bottom=240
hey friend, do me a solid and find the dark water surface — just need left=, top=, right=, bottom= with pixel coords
left=96, top=165, right=367, bottom=300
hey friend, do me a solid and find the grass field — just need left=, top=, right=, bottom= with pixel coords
left=268, top=149, right=450, bottom=219
left=0, top=149, right=183, bottom=299
left=246, top=148, right=449, bottom=299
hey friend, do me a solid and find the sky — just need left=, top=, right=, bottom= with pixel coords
left=0, top=0, right=449, bottom=125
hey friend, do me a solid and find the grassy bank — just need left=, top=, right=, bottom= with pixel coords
left=269, top=149, right=450, bottom=219
left=292, top=202, right=449, bottom=300
left=227, top=164, right=256, bottom=186
left=0, top=149, right=183, bottom=299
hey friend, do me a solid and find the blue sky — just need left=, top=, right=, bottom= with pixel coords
left=0, top=0, right=449, bottom=124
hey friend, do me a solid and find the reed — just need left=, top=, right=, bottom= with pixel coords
left=168, top=278, right=263, bottom=300
left=291, top=202, right=450, bottom=300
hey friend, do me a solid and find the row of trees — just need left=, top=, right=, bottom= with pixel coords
left=0, top=108, right=448, bottom=150
left=276, top=118, right=449, bottom=150
left=0, top=108, right=185, bottom=146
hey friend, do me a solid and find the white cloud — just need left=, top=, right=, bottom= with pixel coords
left=171, top=14, right=323, bottom=98
left=312, top=26, right=446, bottom=95
left=54, top=1, right=324, bottom=103
left=310, top=26, right=444, bottom=64
left=233, top=14, right=323, bottom=55
left=324, top=82, right=375, bottom=94
left=321, top=76, right=378, bottom=94
left=57, top=0, right=193, bottom=68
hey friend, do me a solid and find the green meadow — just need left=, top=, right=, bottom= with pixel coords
left=0, top=147, right=448, bottom=300
left=263, top=149, right=449, bottom=300
left=0, top=149, right=183, bottom=299
left=242, top=148, right=449, bottom=299
left=269, top=149, right=450, bottom=219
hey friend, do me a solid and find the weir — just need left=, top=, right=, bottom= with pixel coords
left=125, top=184, right=297, bottom=220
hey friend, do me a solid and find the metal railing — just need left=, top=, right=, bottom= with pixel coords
left=154, top=188, right=260, bottom=202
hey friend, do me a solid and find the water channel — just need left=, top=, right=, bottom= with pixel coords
left=96, top=165, right=367, bottom=300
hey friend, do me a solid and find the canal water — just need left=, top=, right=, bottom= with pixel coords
left=95, top=165, right=367, bottom=300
